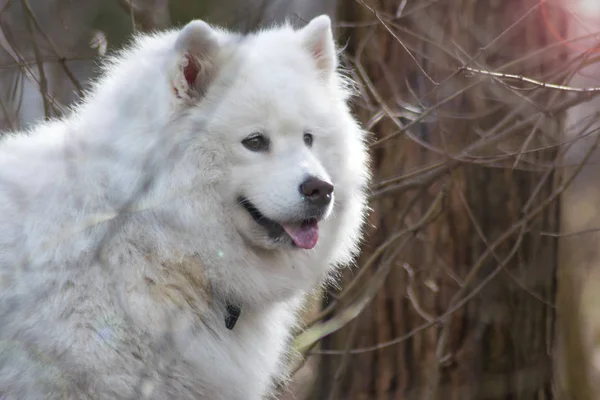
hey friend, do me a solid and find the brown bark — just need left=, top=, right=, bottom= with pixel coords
left=312, top=1, right=566, bottom=398
left=554, top=11, right=600, bottom=398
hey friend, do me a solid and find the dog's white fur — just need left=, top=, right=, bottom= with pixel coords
left=0, top=15, right=369, bottom=400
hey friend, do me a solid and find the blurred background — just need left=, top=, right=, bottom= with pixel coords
left=2, top=0, right=600, bottom=398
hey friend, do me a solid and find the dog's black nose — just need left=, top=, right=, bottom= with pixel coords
left=299, top=177, right=334, bottom=207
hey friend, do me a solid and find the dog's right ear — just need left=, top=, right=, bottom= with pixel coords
left=172, top=20, right=220, bottom=101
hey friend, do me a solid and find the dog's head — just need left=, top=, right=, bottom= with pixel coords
left=166, top=16, right=368, bottom=255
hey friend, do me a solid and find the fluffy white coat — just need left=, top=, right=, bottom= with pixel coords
left=0, top=15, right=370, bottom=400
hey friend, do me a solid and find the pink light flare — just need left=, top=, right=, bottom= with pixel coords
left=542, top=0, right=600, bottom=53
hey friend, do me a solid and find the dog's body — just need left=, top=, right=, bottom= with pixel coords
left=0, top=16, right=369, bottom=400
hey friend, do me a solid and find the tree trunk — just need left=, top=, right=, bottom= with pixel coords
left=313, top=1, right=566, bottom=398
left=555, top=6, right=600, bottom=399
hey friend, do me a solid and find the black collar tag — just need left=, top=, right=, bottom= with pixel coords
left=224, top=302, right=241, bottom=330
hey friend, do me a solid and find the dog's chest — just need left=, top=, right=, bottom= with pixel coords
left=112, top=297, right=295, bottom=400
left=186, top=320, right=289, bottom=398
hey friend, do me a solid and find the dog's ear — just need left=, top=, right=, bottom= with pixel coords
left=299, top=15, right=337, bottom=78
left=172, top=20, right=220, bottom=101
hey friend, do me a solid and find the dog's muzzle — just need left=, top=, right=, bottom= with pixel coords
left=238, top=176, right=334, bottom=250
left=298, top=176, right=334, bottom=209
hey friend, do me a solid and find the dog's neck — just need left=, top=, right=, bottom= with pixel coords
left=224, top=301, right=242, bottom=330
left=128, top=239, right=245, bottom=330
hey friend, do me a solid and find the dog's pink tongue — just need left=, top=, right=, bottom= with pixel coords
left=282, top=220, right=319, bottom=249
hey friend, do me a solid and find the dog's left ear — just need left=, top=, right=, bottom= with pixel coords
left=172, top=20, right=220, bottom=101
left=299, top=15, right=337, bottom=78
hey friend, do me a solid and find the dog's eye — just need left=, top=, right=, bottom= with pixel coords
left=242, top=133, right=270, bottom=152
left=303, top=132, right=313, bottom=147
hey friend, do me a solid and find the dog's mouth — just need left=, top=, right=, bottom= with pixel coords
left=238, top=197, right=319, bottom=250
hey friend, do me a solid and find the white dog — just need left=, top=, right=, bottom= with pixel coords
left=0, top=15, right=370, bottom=400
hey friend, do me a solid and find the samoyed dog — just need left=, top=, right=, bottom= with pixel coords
left=0, top=15, right=369, bottom=400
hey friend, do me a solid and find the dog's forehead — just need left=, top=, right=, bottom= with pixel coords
left=234, top=80, right=331, bottom=130
left=204, top=29, right=338, bottom=133
left=215, top=63, right=328, bottom=116
left=233, top=30, right=317, bottom=74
